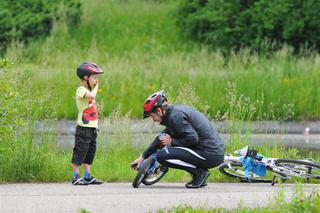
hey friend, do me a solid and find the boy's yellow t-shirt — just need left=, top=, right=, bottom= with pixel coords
left=76, top=86, right=98, bottom=128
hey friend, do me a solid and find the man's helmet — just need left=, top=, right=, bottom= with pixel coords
left=76, top=62, right=104, bottom=79
left=143, top=90, right=167, bottom=119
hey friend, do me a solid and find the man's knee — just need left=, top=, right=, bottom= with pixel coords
left=155, top=149, right=168, bottom=164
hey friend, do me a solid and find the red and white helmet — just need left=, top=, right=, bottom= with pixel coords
left=143, top=90, right=167, bottom=119
left=76, top=62, right=104, bottom=79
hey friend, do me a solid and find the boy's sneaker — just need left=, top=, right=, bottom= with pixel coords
left=72, top=176, right=89, bottom=185
left=83, top=176, right=104, bottom=185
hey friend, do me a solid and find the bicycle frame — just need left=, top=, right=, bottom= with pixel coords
left=223, top=152, right=319, bottom=180
left=137, top=145, right=168, bottom=171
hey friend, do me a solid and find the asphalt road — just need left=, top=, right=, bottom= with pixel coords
left=36, top=120, right=320, bottom=151
left=1, top=183, right=319, bottom=213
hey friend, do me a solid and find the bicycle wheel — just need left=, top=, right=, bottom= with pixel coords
left=274, top=159, right=320, bottom=180
left=132, top=157, right=153, bottom=188
left=219, top=162, right=286, bottom=183
left=142, top=165, right=168, bottom=185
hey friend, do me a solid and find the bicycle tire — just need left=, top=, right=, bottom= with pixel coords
left=219, top=162, right=286, bottom=183
left=274, top=159, right=320, bottom=180
left=132, top=157, right=153, bottom=188
left=142, top=165, right=168, bottom=185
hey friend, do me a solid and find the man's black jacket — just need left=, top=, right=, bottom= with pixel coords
left=142, top=104, right=225, bottom=159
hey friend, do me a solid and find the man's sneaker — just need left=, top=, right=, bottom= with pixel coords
left=83, top=176, right=104, bottom=185
left=185, top=179, right=207, bottom=188
left=185, top=172, right=208, bottom=188
left=72, top=176, right=89, bottom=185
left=185, top=169, right=210, bottom=189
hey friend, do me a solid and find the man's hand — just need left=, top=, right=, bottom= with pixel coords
left=159, top=133, right=172, bottom=146
left=130, top=156, right=144, bottom=170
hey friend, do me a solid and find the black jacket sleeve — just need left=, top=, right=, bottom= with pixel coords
left=142, top=136, right=161, bottom=159
left=170, top=112, right=199, bottom=147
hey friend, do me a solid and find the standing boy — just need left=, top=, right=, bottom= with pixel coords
left=71, top=62, right=104, bottom=185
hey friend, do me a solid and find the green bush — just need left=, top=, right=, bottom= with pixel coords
left=176, top=0, right=320, bottom=52
left=0, top=0, right=81, bottom=50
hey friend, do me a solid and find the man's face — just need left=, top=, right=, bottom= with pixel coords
left=149, top=108, right=163, bottom=123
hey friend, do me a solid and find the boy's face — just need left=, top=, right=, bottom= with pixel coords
left=84, top=74, right=99, bottom=87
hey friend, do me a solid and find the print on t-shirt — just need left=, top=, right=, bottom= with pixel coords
left=82, top=99, right=98, bottom=124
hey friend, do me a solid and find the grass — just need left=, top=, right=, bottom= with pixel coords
left=0, top=127, right=319, bottom=183
left=1, top=0, right=319, bottom=183
left=1, top=108, right=319, bottom=183
left=1, top=57, right=320, bottom=183
left=157, top=185, right=320, bottom=212
left=2, top=0, right=320, bottom=120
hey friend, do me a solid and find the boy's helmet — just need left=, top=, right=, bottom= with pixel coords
left=143, top=90, right=167, bottom=119
left=76, top=62, right=104, bottom=79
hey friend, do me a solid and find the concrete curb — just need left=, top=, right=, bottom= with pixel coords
left=35, top=120, right=320, bottom=135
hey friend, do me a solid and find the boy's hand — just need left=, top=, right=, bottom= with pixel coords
left=93, top=80, right=99, bottom=87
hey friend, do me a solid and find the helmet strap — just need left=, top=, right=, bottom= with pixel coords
left=159, top=107, right=165, bottom=119
left=84, top=76, right=92, bottom=91
left=86, top=79, right=92, bottom=91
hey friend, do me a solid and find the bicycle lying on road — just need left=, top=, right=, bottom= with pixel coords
left=132, top=146, right=320, bottom=188
left=219, top=146, right=320, bottom=185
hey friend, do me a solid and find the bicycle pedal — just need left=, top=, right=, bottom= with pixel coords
left=160, top=166, right=169, bottom=173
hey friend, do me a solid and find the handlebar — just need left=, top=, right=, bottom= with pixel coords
left=224, top=155, right=241, bottom=162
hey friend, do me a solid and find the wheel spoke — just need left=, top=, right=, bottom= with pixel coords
left=275, top=159, right=320, bottom=180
